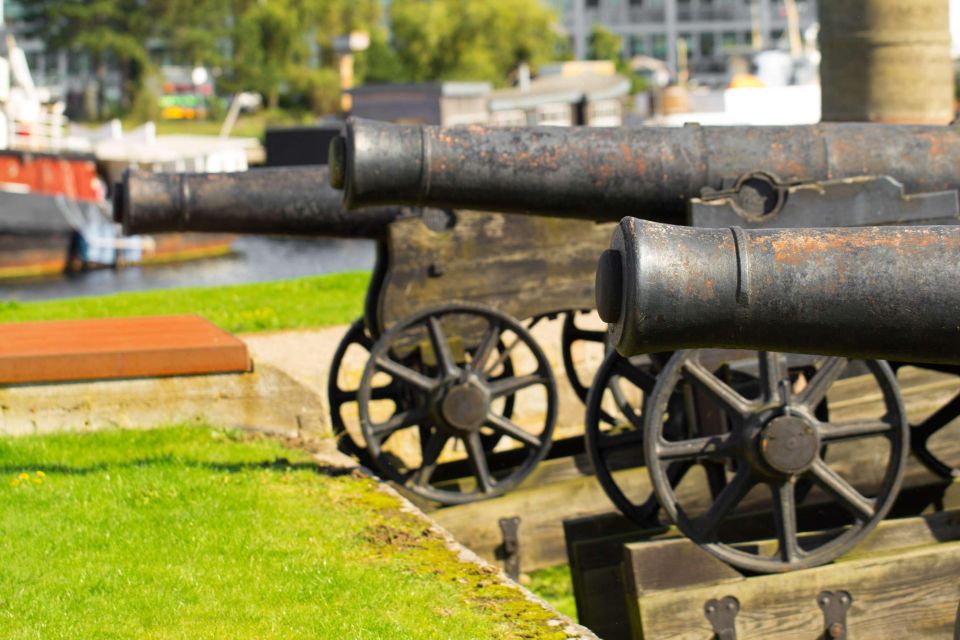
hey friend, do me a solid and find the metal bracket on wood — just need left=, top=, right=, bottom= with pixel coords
left=818, top=590, right=852, bottom=639
left=704, top=595, right=739, bottom=640
left=498, top=516, right=521, bottom=581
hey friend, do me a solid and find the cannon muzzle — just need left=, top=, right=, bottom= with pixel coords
left=595, top=219, right=960, bottom=364
left=331, top=118, right=960, bottom=223
left=115, top=165, right=401, bottom=238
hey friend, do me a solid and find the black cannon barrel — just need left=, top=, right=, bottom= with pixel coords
left=330, top=118, right=960, bottom=222
left=114, top=165, right=402, bottom=238
left=595, top=219, right=960, bottom=364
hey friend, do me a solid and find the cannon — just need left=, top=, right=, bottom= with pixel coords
left=589, top=219, right=960, bottom=572
left=115, top=165, right=619, bottom=506
left=330, top=118, right=960, bottom=571
left=331, top=117, right=960, bottom=223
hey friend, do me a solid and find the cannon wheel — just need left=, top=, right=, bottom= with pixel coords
left=358, top=303, right=557, bottom=505
left=644, top=350, right=907, bottom=573
left=328, top=319, right=378, bottom=463
left=585, top=350, right=826, bottom=527
left=891, top=362, right=960, bottom=479
left=329, top=318, right=517, bottom=465
left=561, top=310, right=607, bottom=405
left=562, top=310, right=638, bottom=425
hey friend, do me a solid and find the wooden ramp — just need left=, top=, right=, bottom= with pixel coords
left=0, top=315, right=250, bottom=384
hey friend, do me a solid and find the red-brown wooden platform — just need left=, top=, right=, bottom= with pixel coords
left=0, top=315, right=250, bottom=384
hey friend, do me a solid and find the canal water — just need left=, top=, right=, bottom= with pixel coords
left=0, top=236, right=377, bottom=301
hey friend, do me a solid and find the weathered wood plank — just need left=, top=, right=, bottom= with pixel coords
left=623, top=510, right=960, bottom=639
left=569, top=484, right=960, bottom=639
left=633, top=540, right=960, bottom=639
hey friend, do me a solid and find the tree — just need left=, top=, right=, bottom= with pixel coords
left=18, top=0, right=156, bottom=117
left=389, top=0, right=563, bottom=85
left=587, top=24, right=623, bottom=63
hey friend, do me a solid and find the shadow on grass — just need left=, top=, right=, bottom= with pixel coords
left=0, top=457, right=332, bottom=477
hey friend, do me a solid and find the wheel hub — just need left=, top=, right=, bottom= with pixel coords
left=439, top=380, right=490, bottom=433
left=759, top=414, right=820, bottom=475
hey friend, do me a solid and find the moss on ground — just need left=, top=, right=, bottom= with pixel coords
left=527, top=565, right=577, bottom=621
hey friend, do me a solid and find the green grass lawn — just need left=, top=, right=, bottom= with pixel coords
left=0, top=427, right=570, bottom=639
left=527, top=565, right=577, bottom=621
left=0, top=272, right=369, bottom=333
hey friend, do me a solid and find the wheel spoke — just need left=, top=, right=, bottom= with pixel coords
left=407, top=430, right=449, bottom=487
left=696, top=465, right=754, bottom=537
left=596, top=427, right=644, bottom=451
left=486, top=412, right=543, bottom=448
left=427, top=316, right=458, bottom=378
left=913, top=392, right=960, bottom=441
left=469, top=320, right=501, bottom=373
left=465, top=432, right=495, bottom=493
left=613, top=357, right=658, bottom=392
left=797, top=357, right=848, bottom=410
left=332, top=384, right=396, bottom=406
left=771, top=481, right=801, bottom=564
left=375, top=356, right=436, bottom=392
left=657, top=433, right=734, bottom=462
left=820, top=419, right=894, bottom=442
left=570, top=327, right=607, bottom=343
left=683, top=359, right=755, bottom=420
left=809, top=458, right=875, bottom=521
left=488, top=374, right=548, bottom=399
left=703, top=461, right=729, bottom=499
left=484, top=337, right=521, bottom=378
left=370, top=406, right=428, bottom=441
left=758, top=352, right=788, bottom=404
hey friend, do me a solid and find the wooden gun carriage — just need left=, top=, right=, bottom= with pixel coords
left=332, top=118, right=960, bottom=574
left=115, top=165, right=617, bottom=506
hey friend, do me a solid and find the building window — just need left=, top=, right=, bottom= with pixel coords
left=490, top=110, right=528, bottom=127
left=630, top=35, right=647, bottom=56
left=651, top=34, right=668, bottom=61
left=585, top=0, right=600, bottom=8
left=587, top=100, right=623, bottom=127
left=721, top=32, right=738, bottom=49
left=535, top=103, right=574, bottom=127
left=700, top=33, right=716, bottom=57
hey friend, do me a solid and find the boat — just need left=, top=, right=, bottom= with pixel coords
left=0, top=17, right=245, bottom=280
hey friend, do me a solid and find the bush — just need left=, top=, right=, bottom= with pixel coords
left=286, top=67, right=342, bottom=116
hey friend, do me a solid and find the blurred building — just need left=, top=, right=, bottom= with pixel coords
left=548, top=0, right=818, bottom=81
left=348, top=62, right=631, bottom=126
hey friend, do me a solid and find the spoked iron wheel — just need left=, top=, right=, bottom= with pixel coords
left=562, top=310, right=647, bottom=425
left=644, top=350, right=907, bottom=573
left=328, top=319, right=379, bottom=462
left=584, top=351, right=667, bottom=526
left=585, top=349, right=822, bottom=528
left=562, top=311, right=608, bottom=402
left=891, top=362, right=960, bottom=479
left=329, top=319, right=515, bottom=465
left=358, top=303, right=557, bottom=505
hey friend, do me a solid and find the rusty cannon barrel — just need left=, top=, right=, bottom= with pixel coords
left=594, top=219, right=960, bottom=364
left=330, top=117, right=960, bottom=222
left=114, top=165, right=402, bottom=238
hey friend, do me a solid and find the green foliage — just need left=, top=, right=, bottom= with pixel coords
left=356, top=28, right=408, bottom=84
left=0, top=427, right=568, bottom=638
left=0, top=272, right=370, bottom=333
left=527, top=565, right=578, bottom=621
left=587, top=24, right=623, bottom=62
left=389, top=0, right=563, bottom=85
left=286, top=66, right=342, bottom=115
